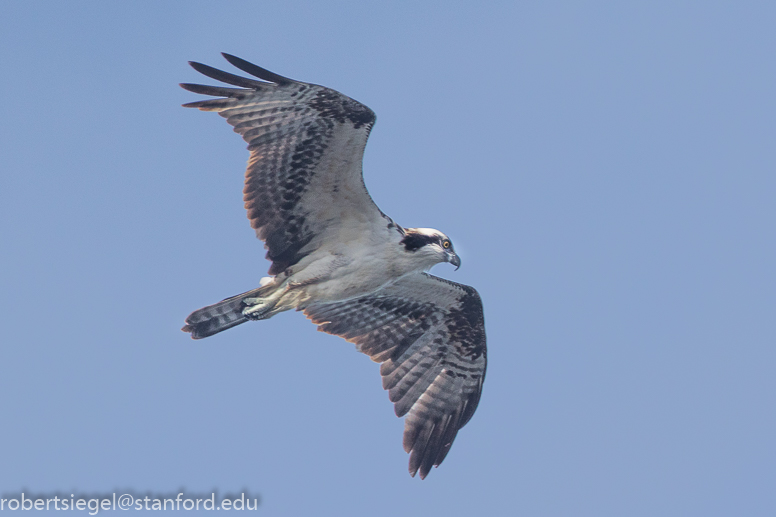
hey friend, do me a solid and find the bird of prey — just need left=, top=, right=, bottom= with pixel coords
left=180, top=54, right=487, bottom=479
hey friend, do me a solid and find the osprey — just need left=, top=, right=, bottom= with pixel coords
left=180, top=54, right=487, bottom=479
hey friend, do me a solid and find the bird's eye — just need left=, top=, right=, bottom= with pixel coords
left=443, top=240, right=451, bottom=249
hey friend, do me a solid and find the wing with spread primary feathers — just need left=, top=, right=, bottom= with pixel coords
left=181, top=53, right=389, bottom=275
left=304, top=272, right=487, bottom=479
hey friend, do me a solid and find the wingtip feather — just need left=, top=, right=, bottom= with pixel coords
left=221, top=52, right=294, bottom=86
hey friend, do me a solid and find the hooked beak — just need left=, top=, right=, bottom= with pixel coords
left=449, top=253, right=461, bottom=270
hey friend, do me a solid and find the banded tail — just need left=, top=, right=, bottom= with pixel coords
left=182, top=285, right=272, bottom=339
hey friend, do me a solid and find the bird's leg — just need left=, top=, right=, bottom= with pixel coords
left=241, top=297, right=275, bottom=320
left=241, top=281, right=290, bottom=320
left=242, top=265, right=325, bottom=320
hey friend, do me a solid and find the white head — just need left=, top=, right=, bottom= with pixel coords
left=400, top=228, right=461, bottom=271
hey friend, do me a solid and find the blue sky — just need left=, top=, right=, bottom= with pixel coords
left=1, top=1, right=775, bottom=515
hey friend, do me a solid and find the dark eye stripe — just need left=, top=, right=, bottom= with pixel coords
left=401, top=232, right=435, bottom=251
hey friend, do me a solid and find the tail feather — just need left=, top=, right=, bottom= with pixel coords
left=182, top=285, right=270, bottom=339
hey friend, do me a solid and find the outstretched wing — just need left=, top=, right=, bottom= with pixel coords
left=304, top=272, right=487, bottom=479
left=181, top=54, right=391, bottom=275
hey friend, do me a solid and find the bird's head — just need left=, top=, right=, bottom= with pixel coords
left=400, top=228, right=461, bottom=270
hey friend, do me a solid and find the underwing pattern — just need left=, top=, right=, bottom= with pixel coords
left=305, top=273, right=486, bottom=478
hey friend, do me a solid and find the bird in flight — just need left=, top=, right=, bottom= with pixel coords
left=180, top=54, right=487, bottom=479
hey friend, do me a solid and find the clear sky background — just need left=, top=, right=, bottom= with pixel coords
left=1, top=1, right=774, bottom=515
